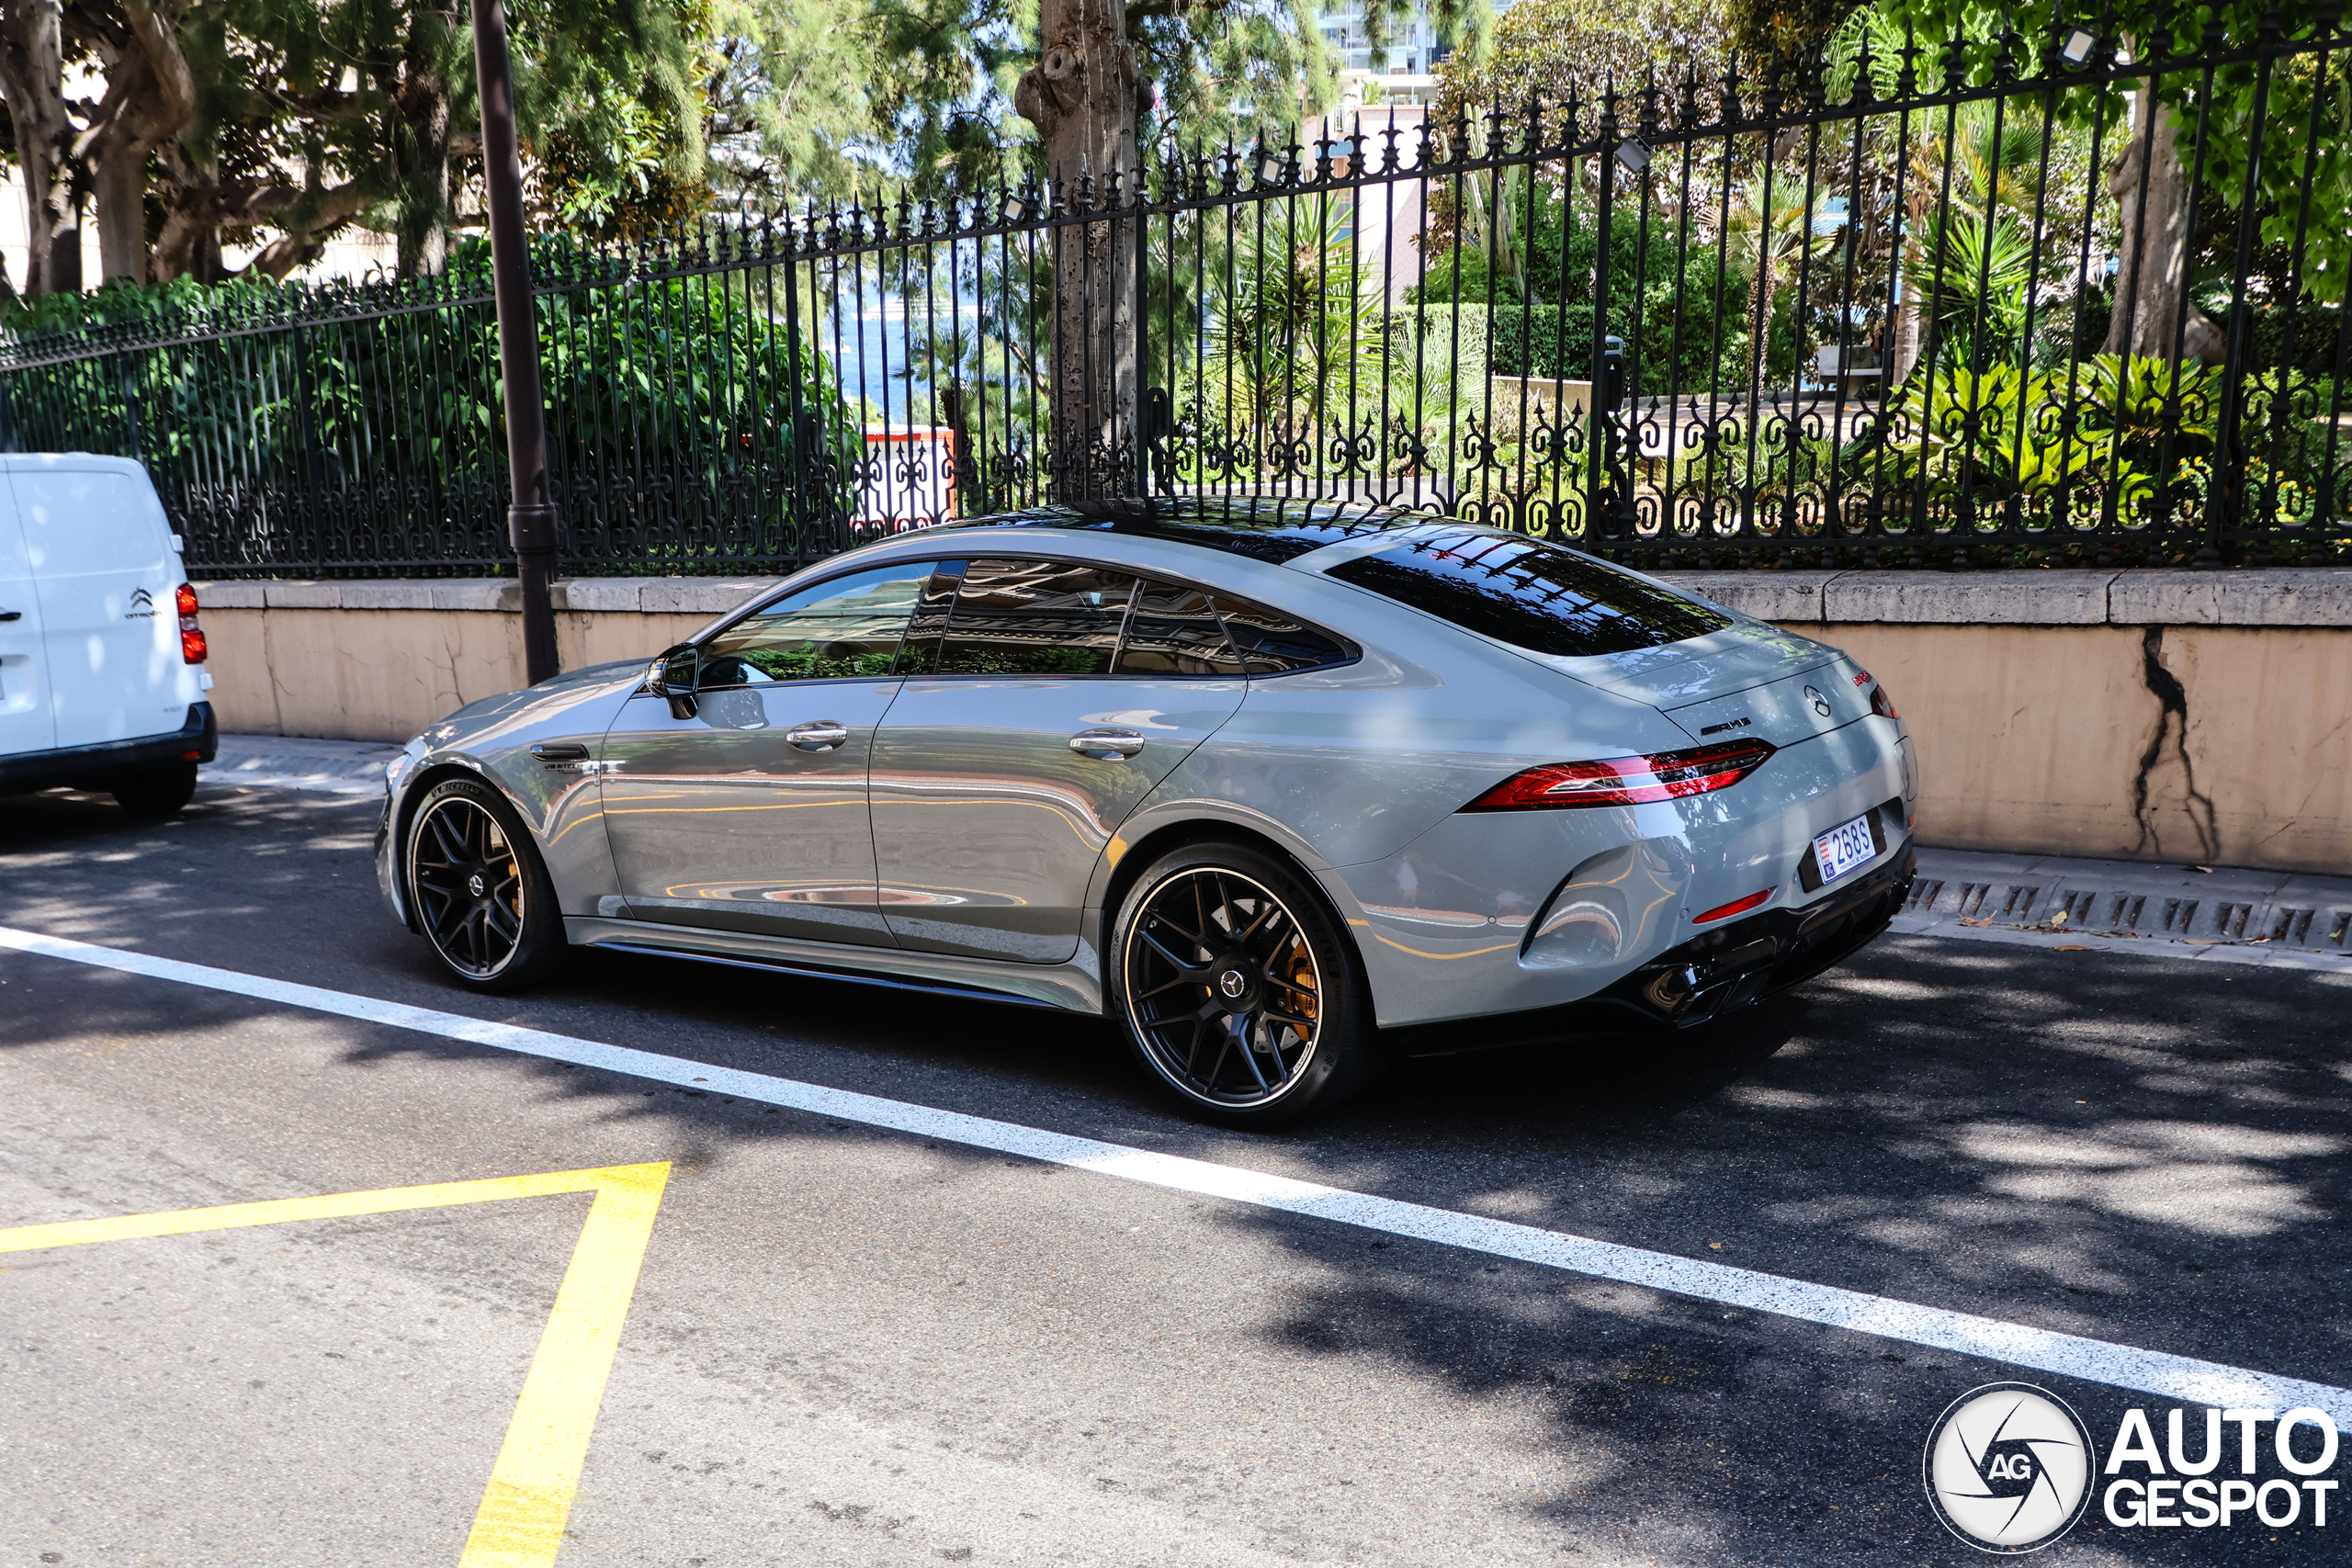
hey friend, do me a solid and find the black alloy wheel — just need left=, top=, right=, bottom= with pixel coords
left=1113, top=843, right=1379, bottom=1125
left=406, top=777, right=566, bottom=992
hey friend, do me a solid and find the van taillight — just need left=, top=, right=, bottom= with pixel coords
left=177, top=581, right=206, bottom=663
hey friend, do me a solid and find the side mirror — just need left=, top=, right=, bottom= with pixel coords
left=650, top=643, right=700, bottom=720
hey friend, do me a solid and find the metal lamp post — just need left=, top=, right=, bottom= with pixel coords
left=470, top=0, right=559, bottom=683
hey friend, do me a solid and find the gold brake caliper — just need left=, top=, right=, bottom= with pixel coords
left=1289, top=942, right=1317, bottom=1024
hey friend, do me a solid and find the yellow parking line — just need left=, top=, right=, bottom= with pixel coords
left=458, top=1164, right=668, bottom=1568
left=0, top=1161, right=672, bottom=1568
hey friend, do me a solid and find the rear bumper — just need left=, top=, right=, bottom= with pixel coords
left=1382, top=843, right=1914, bottom=1055
left=1597, top=841, right=1916, bottom=1027
left=0, top=703, right=216, bottom=793
left=1328, top=713, right=1911, bottom=1028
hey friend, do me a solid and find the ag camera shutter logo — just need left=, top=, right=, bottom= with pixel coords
left=1924, top=1383, right=2097, bottom=1553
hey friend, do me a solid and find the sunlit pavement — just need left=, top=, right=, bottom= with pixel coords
left=3, top=780, right=2346, bottom=1566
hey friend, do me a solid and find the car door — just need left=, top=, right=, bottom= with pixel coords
left=869, top=558, right=1249, bottom=964
left=0, top=483, right=54, bottom=759
left=11, top=461, right=186, bottom=750
left=599, top=561, right=933, bottom=947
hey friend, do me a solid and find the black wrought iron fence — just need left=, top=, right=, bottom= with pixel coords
left=0, top=241, right=869, bottom=578
left=4, top=8, right=2350, bottom=577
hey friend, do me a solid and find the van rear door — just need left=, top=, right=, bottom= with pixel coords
left=10, top=459, right=192, bottom=750
left=0, top=480, right=54, bottom=757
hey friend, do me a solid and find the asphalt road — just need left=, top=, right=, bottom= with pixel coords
left=2, top=783, right=2347, bottom=1567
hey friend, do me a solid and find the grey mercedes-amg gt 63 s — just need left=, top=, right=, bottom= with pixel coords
left=376, top=500, right=1917, bottom=1125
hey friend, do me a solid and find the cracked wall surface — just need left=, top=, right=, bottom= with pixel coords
left=2130, top=627, right=2220, bottom=863
left=1815, top=622, right=2352, bottom=874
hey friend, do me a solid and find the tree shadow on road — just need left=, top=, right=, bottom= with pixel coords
left=6, top=787, right=2347, bottom=1563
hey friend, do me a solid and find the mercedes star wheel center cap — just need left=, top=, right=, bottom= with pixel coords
left=468, top=873, right=486, bottom=897
left=1217, top=969, right=1248, bottom=1000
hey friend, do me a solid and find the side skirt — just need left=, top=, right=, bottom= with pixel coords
left=563, top=917, right=1103, bottom=1015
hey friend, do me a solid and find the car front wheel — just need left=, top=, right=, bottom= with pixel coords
left=1110, top=841, right=1381, bottom=1127
left=405, top=777, right=567, bottom=992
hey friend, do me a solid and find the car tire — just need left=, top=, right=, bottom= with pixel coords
left=404, top=776, right=568, bottom=993
left=1110, top=840, right=1382, bottom=1127
left=110, top=761, right=198, bottom=818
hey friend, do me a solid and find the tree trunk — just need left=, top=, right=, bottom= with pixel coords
left=2105, top=70, right=2226, bottom=364
left=1015, top=0, right=1140, bottom=499
left=394, top=4, right=458, bottom=276
left=88, top=120, right=149, bottom=284
left=152, top=168, right=329, bottom=281
left=149, top=163, right=214, bottom=282
left=0, top=0, right=83, bottom=294
left=1891, top=289, right=1921, bottom=383
left=74, top=0, right=197, bottom=286
left=1747, top=249, right=1775, bottom=412
left=239, top=182, right=375, bottom=280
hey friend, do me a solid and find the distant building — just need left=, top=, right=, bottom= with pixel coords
left=1316, top=0, right=1516, bottom=106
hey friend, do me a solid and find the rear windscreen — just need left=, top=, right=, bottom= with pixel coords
left=1324, top=529, right=1731, bottom=657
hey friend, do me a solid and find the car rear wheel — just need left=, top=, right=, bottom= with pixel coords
left=1111, top=842, right=1381, bottom=1127
left=110, top=760, right=198, bottom=818
left=405, top=777, right=567, bottom=992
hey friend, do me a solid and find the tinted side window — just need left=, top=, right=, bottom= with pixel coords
left=696, top=564, right=930, bottom=687
left=1114, top=580, right=1245, bottom=677
left=934, top=558, right=1138, bottom=676
left=1323, top=528, right=1730, bottom=657
left=891, top=561, right=966, bottom=678
left=1213, top=594, right=1356, bottom=675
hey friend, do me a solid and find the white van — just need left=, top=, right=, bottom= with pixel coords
left=0, top=455, right=215, bottom=817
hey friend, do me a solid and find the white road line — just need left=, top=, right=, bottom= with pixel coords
left=5, top=921, right=2346, bottom=1425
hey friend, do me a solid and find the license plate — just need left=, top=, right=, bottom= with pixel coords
left=1813, top=814, right=1878, bottom=885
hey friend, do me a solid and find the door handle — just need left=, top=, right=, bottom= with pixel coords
left=1069, top=728, right=1145, bottom=759
left=0, top=610, right=20, bottom=622
left=786, top=720, right=850, bottom=750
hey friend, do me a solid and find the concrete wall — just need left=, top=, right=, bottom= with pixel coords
left=1664, top=570, right=2352, bottom=875
left=194, top=579, right=761, bottom=747
left=192, top=569, right=2352, bottom=875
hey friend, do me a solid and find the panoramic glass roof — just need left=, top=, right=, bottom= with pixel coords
left=942, top=499, right=1731, bottom=658
left=943, top=497, right=1419, bottom=564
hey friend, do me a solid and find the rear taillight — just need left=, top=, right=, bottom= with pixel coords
left=177, top=581, right=206, bottom=663
left=1854, top=669, right=1899, bottom=717
left=1460, top=739, right=1776, bottom=812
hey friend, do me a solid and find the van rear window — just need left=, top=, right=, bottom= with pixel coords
left=1323, top=529, right=1730, bottom=657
